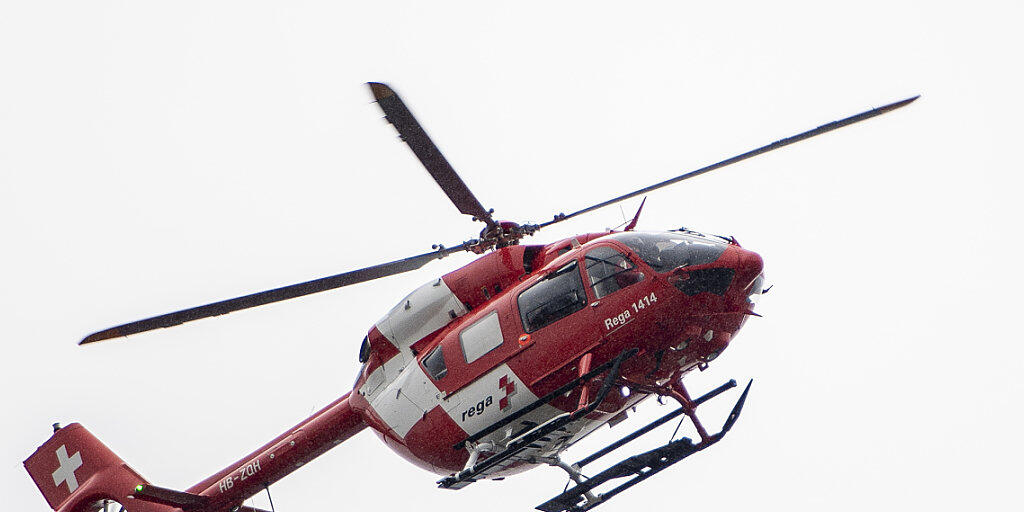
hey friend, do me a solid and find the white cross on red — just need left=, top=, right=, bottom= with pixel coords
left=51, top=445, right=83, bottom=493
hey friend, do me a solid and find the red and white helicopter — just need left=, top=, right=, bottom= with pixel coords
left=25, top=83, right=915, bottom=512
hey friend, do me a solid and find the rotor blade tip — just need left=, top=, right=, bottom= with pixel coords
left=79, top=327, right=122, bottom=345
left=79, top=334, right=105, bottom=345
left=367, top=82, right=395, bottom=101
left=886, top=95, right=920, bottom=110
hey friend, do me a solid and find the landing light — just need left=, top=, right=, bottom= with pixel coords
left=620, top=386, right=630, bottom=397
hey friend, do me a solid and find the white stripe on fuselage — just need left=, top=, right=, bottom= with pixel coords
left=369, top=355, right=441, bottom=438
left=440, top=364, right=565, bottom=449
left=360, top=349, right=410, bottom=403
left=375, top=278, right=467, bottom=349
left=367, top=359, right=608, bottom=463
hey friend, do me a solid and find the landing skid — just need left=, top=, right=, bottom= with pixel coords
left=536, top=379, right=752, bottom=512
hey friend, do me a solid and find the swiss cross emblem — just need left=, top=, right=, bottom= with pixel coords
left=51, top=445, right=83, bottom=493
left=498, top=375, right=517, bottom=410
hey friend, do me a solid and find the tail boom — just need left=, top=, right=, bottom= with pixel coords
left=25, top=392, right=366, bottom=512
left=185, top=391, right=366, bottom=508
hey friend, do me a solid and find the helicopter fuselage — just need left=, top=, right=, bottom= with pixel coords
left=348, top=229, right=764, bottom=477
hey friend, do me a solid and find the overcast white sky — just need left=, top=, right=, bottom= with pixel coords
left=3, top=2, right=1023, bottom=511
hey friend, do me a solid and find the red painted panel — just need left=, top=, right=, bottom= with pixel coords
left=443, top=245, right=530, bottom=311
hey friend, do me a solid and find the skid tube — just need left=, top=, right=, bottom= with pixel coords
left=439, top=348, right=639, bottom=490
left=535, top=378, right=753, bottom=512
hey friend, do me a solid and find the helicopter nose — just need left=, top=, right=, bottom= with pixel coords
left=734, top=248, right=763, bottom=283
left=669, top=246, right=762, bottom=298
left=728, top=248, right=764, bottom=301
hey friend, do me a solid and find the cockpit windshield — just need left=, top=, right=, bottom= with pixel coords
left=608, top=231, right=728, bottom=272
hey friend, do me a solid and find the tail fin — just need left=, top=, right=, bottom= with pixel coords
left=24, top=423, right=149, bottom=512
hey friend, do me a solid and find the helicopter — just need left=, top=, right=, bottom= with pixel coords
left=25, top=82, right=916, bottom=512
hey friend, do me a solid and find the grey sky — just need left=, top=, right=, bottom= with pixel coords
left=3, top=2, right=1022, bottom=511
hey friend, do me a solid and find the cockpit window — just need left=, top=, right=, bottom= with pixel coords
left=584, top=246, right=644, bottom=299
left=423, top=345, right=447, bottom=380
left=518, top=261, right=587, bottom=333
left=609, top=231, right=727, bottom=272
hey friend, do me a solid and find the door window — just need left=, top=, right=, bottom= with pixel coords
left=460, top=311, right=504, bottom=363
left=584, top=246, right=644, bottom=299
left=518, top=262, right=587, bottom=332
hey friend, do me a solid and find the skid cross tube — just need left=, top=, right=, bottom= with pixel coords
left=576, top=379, right=737, bottom=468
left=440, top=349, right=638, bottom=489
left=536, top=379, right=753, bottom=512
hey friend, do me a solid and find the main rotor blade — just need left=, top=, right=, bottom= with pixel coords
left=80, top=243, right=470, bottom=345
left=369, top=82, right=496, bottom=228
left=539, top=95, right=919, bottom=228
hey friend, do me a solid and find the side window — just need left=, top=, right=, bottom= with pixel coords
left=518, top=262, right=587, bottom=333
left=358, top=336, right=371, bottom=363
left=460, top=311, right=504, bottom=363
left=584, top=246, right=644, bottom=299
left=423, top=346, right=447, bottom=380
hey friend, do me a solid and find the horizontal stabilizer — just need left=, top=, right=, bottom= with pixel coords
left=239, top=506, right=273, bottom=512
left=132, top=484, right=210, bottom=510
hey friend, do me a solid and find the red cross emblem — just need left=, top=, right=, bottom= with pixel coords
left=498, top=375, right=517, bottom=410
